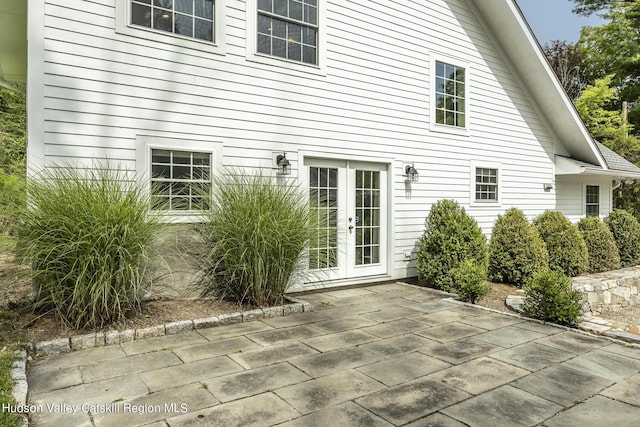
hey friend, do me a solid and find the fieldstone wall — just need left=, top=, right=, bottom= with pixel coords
left=572, top=266, right=640, bottom=314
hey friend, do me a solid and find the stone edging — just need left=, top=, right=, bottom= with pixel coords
left=505, top=293, right=640, bottom=346
left=29, top=296, right=311, bottom=356
left=10, top=349, right=28, bottom=427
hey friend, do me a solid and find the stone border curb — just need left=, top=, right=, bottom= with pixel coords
left=10, top=349, right=29, bottom=427
left=29, top=296, right=310, bottom=356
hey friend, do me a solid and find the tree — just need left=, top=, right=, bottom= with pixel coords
left=543, top=40, right=588, bottom=100
left=574, top=74, right=630, bottom=141
left=574, top=1, right=640, bottom=133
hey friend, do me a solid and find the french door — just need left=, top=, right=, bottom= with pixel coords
left=305, top=158, right=388, bottom=281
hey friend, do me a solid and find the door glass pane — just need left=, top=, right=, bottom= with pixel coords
left=309, top=167, right=338, bottom=269
left=355, top=170, right=380, bottom=265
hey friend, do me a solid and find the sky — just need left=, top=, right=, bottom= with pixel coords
left=517, top=0, right=608, bottom=45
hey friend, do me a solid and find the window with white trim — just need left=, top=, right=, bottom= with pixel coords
left=435, top=61, right=466, bottom=128
left=586, top=185, right=599, bottom=217
left=130, top=0, right=215, bottom=42
left=150, top=149, right=212, bottom=211
left=475, top=167, right=498, bottom=201
left=257, top=0, right=318, bottom=64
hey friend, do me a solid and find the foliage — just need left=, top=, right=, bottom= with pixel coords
left=0, top=86, right=26, bottom=232
left=575, top=1, right=640, bottom=134
left=543, top=40, right=588, bottom=100
left=522, top=269, right=583, bottom=327
left=578, top=216, right=622, bottom=273
left=0, top=349, right=22, bottom=427
left=533, top=210, right=589, bottom=277
left=605, top=209, right=640, bottom=267
left=416, top=199, right=488, bottom=292
left=0, top=85, right=26, bottom=176
left=488, top=208, right=549, bottom=287
left=574, top=75, right=630, bottom=141
left=15, top=166, right=161, bottom=329
left=450, top=259, right=491, bottom=304
left=197, top=171, right=318, bottom=307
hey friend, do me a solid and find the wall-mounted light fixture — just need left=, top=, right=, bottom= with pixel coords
left=404, top=163, right=419, bottom=182
left=276, top=152, right=291, bottom=175
left=543, top=183, right=553, bottom=191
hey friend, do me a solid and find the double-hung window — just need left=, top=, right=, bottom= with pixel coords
left=475, top=167, right=498, bottom=202
left=130, top=0, right=215, bottom=42
left=257, top=0, right=318, bottom=65
left=586, top=185, right=600, bottom=217
left=435, top=61, right=466, bottom=128
left=151, top=149, right=212, bottom=211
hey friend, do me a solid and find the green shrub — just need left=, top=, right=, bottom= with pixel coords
left=450, top=259, right=491, bottom=304
left=578, top=216, right=621, bottom=273
left=605, top=209, right=640, bottom=267
left=15, top=167, right=161, bottom=329
left=416, top=199, right=488, bottom=292
left=198, top=171, right=318, bottom=307
left=488, top=208, right=548, bottom=287
left=522, top=269, right=582, bottom=327
left=533, top=210, right=588, bottom=277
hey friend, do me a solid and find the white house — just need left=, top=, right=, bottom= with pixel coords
left=6, top=0, right=640, bottom=291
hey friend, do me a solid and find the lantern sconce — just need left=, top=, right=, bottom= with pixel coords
left=404, top=163, right=419, bottom=182
left=276, top=152, right=291, bottom=175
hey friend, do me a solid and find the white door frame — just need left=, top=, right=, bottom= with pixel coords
left=303, top=157, right=389, bottom=283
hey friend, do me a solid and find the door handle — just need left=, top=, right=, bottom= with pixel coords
left=348, top=225, right=355, bottom=231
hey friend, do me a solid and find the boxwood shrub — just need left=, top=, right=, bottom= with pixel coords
left=450, top=259, right=491, bottom=304
left=488, top=208, right=548, bottom=287
left=605, top=209, right=640, bottom=268
left=578, top=216, right=621, bottom=273
left=416, top=199, right=488, bottom=292
left=522, top=269, right=582, bottom=327
left=533, top=210, right=588, bottom=277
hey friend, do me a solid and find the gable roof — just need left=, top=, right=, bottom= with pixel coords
left=470, top=0, right=607, bottom=169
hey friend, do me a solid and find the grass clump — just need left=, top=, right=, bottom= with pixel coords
left=416, top=199, right=488, bottom=293
left=16, top=167, right=161, bottom=329
left=488, top=208, right=548, bottom=287
left=197, top=171, right=318, bottom=307
left=578, top=216, right=621, bottom=273
left=605, top=209, right=640, bottom=268
left=522, top=269, right=582, bottom=327
left=534, top=210, right=588, bottom=277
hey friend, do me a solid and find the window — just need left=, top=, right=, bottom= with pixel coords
left=150, top=149, right=212, bottom=211
left=257, top=0, right=318, bottom=64
left=435, top=61, right=465, bottom=127
left=130, top=0, right=215, bottom=42
left=475, top=168, right=498, bottom=201
left=586, top=185, right=599, bottom=217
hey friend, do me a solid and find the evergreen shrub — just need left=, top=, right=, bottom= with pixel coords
left=488, top=208, right=548, bottom=287
left=605, top=209, right=640, bottom=267
left=533, top=210, right=588, bottom=277
left=416, top=199, right=488, bottom=292
left=522, top=269, right=582, bottom=327
left=578, top=216, right=621, bottom=273
left=450, top=259, right=491, bottom=304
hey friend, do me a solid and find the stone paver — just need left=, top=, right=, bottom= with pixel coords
left=26, top=283, right=640, bottom=426
left=429, top=357, right=529, bottom=395
left=544, top=395, right=640, bottom=427
left=275, top=369, right=384, bottom=414
left=356, top=377, right=471, bottom=425
left=357, top=352, right=451, bottom=386
left=441, top=385, right=563, bottom=427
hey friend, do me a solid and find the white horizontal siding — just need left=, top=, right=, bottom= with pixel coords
left=33, top=0, right=568, bottom=284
